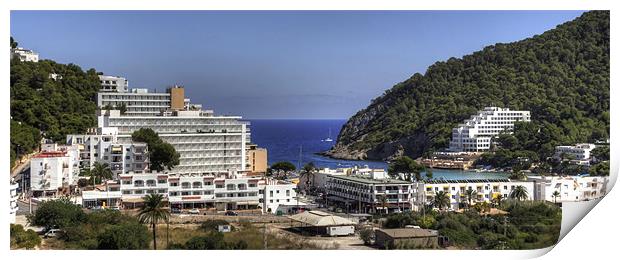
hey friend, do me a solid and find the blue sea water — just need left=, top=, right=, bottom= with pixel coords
left=249, top=119, right=509, bottom=180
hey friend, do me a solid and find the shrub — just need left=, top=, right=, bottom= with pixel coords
left=10, top=224, right=41, bottom=249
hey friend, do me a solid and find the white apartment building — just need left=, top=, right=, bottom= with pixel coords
left=99, top=109, right=249, bottom=175
left=11, top=47, right=39, bottom=62
left=554, top=143, right=596, bottom=163
left=98, top=75, right=129, bottom=93
left=66, top=127, right=149, bottom=176
left=30, top=151, right=75, bottom=196
left=259, top=179, right=299, bottom=214
left=418, top=179, right=535, bottom=210
left=300, top=166, right=388, bottom=191
left=326, top=175, right=414, bottom=213
left=529, top=176, right=608, bottom=202
left=449, top=107, right=531, bottom=152
left=97, top=85, right=205, bottom=116
left=119, top=171, right=261, bottom=211
left=10, top=180, right=19, bottom=224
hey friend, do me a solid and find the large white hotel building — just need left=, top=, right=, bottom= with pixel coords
left=449, top=107, right=531, bottom=152
left=96, top=84, right=249, bottom=175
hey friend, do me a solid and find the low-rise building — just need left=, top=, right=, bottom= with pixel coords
left=30, top=151, right=75, bottom=197
left=259, top=179, right=298, bottom=214
left=326, top=175, right=414, bottom=213
left=417, top=179, right=535, bottom=210
left=11, top=47, right=39, bottom=62
left=375, top=228, right=439, bottom=249
left=554, top=143, right=596, bottom=165
left=529, top=176, right=609, bottom=202
left=120, top=171, right=262, bottom=211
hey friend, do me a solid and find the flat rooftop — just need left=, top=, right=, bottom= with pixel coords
left=330, top=175, right=412, bottom=185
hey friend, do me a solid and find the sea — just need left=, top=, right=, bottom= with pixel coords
left=249, top=119, right=509, bottom=180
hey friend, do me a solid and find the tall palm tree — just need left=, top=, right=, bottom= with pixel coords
left=92, top=162, right=113, bottom=185
left=138, top=194, right=170, bottom=250
left=433, top=191, right=450, bottom=211
left=378, top=195, right=388, bottom=214
left=464, top=188, right=477, bottom=207
left=552, top=190, right=561, bottom=203
left=509, top=185, right=529, bottom=201
left=300, top=162, right=317, bottom=191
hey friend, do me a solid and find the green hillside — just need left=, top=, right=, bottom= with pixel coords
left=326, top=11, right=609, bottom=161
left=10, top=40, right=101, bottom=168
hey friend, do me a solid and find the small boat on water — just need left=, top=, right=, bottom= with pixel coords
left=322, top=128, right=334, bottom=142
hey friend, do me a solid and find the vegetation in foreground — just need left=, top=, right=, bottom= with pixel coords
left=382, top=200, right=561, bottom=249
left=23, top=199, right=321, bottom=250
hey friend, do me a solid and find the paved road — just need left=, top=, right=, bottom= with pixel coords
left=16, top=199, right=37, bottom=215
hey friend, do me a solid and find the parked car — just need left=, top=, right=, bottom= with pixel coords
left=188, top=208, right=200, bottom=214
left=224, top=211, right=238, bottom=216
left=171, top=208, right=182, bottom=214
left=109, top=206, right=121, bottom=211
left=44, top=229, right=61, bottom=238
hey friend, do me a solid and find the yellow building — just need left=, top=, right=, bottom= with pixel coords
left=247, top=144, right=267, bottom=174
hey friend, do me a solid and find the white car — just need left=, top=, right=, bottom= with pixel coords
left=188, top=208, right=200, bottom=214
left=44, top=229, right=61, bottom=238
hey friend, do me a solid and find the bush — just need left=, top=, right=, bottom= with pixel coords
left=359, top=227, right=374, bottom=245
left=10, top=224, right=41, bottom=249
left=96, top=221, right=151, bottom=249
left=27, top=197, right=86, bottom=229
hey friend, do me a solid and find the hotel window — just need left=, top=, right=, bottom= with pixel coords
left=122, top=190, right=131, bottom=194
left=122, top=180, right=131, bottom=185
left=216, top=184, right=224, bottom=188
left=170, top=182, right=178, bottom=187
left=181, top=191, right=190, bottom=196
left=158, top=189, right=167, bottom=193
left=158, top=179, right=167, bottom=184
left=270, top=191, right=274, bottom=197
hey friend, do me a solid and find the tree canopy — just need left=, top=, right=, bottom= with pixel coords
left=331, top=11, right=609, bottom=162
left=388, top=156, right=425, bottom=181
left=10, top=51, right=101, bottom=168
left=131, top=128, right=180, bottom=172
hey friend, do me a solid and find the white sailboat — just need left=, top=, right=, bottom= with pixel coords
left=323, top=128, right=333, bottom=142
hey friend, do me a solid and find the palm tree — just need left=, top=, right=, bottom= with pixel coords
left=433, top=191, right=450, bottom=211
left=464, top=188, right=477, bottom=207
left=300, top=162, right=317, bottom=191
left=92, top=162, right=113, bottom=185
left=79, top=166, right=96, bottom=190
left=552, top=190, right=561, bottom=203
left=509, top=185, right=529, bottom=201
left=378, top=195, right=388, bottom=214
left=138, top=194, right=170, bottom=250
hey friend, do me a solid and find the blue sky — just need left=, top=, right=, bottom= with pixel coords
left=11, top=11, right=585, bottom=119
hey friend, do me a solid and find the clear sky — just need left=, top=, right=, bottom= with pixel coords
left=11, top=11, right=585, bottom=119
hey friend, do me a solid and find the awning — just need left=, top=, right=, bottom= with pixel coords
left=122, top=198, right=145, bottom=203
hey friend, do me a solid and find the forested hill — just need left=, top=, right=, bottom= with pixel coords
left=10, top=47, right=101, bottom=168
left=324, top=11, right=609, bottom=161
